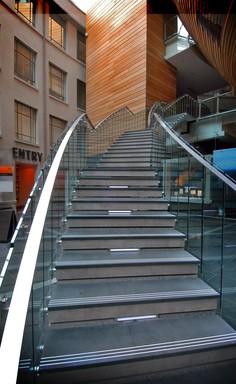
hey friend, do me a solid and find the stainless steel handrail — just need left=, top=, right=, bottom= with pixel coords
left=154, top=113, right=236, bottom=192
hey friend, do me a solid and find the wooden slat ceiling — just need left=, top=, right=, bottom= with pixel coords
left=172, top=0, right=236, bottom=86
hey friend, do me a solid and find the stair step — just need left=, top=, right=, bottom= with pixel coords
left=61, top=228, right=185, bottom=250
left=56, top=248, right=199, bottom=279
left=98, top=161, right=152, bottom=167
left=101, top=156, right=151, bottom=161
left=106, top=148, right=155, bottom=153
left=76, top=186, right=163, bottom=198
left=81, top=169, right=156, bottom=177
left=71, top=197, right=167, bottom=210
left=110, top=144, right=153, bottom=149
left=78, top=177, right=160, bottom=186
left=39, top=314, right=236, bottom=383
left=102, top=153, right=152, bottom=158
left=48, top=277, right=219, bottom=323
left=66, top=211, right=176, bottom=228
left=113, top=138, right=153, bottom=144
left=120, top=130, right=152, bottom=135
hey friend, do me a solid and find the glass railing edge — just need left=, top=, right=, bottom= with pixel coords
left=154, top=113, right=236, bottom=193
left=0, top=114, right=85, bottom=384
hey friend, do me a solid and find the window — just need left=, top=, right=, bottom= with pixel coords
left=15, top=0, right=35, bottom=25
left=77, top=80, right=86, bottom=110
left=49, top=13, right=66, bottom=50
left=77, top=30, right=86, bottom=63
left=50, top=116, right=67, bottom=146
left=15, top=101, right=37, bottom=144
left=49, top=64, right=66, bottom=101
left=14, top=39, right=36, bottom=85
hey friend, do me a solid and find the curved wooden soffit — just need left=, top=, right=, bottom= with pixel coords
left=172, top=0, right=236, bottom=86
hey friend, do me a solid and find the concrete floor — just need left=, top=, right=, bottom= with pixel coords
left=90, top=360, right=236, bottom=384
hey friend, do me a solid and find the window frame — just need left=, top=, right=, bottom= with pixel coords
left=15, top=0, right=36, bottom=26
left=49, top=13, right=66, bottom=50
left=77, top=79, right=86, bottom=110
left=49, top=115, right=67, bottom=147
left=14, top=38, right=36, bottom=86
left=77, top=30, right=86, bottom=63
left=49, top=63, right=66, bottom=102
left=15, top=101, right=37, bottom=144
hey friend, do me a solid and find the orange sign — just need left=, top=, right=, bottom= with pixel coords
left=0, top=166, right=13, bottom=175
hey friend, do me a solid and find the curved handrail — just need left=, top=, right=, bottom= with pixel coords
left=95, top=106, right=134, bottom=130
left=154, top=113, right=236, bottom=192
left=0, top=114, right=86, bottom=384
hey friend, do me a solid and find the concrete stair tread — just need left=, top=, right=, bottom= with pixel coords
left=79, top=175, right=158, bottom=179
left=76, top=186, right=161, bottom=190
left=75, top=188, right=163, bottom=198
left=48, top=277, right=219, bottom=309
left=98, top=163, right=152, bottom=167
left=71, top=197, right=163, bottom=202
left=84, top=167, right=155, bottom=170
left=61, top=227, right=185, bottom=239
left=40, top=314, right=236, bottom=370
left=57, top=249, right=199, bottom=267
left=67, top=211, right=175, bottom=218
left=78, top=178, right=160, bottom=186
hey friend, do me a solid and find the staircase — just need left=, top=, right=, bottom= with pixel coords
left=37, top=129, right=236, bottom=383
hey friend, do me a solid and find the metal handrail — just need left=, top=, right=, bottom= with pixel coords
left=0, top=114, right=86, bottom=384
left=149, top=88, right=235, bottom=127
left=154, top=113, right=236, bottom=193
left=95, top=106, right=134, bottom=130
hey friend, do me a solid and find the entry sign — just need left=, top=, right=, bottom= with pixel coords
left=0, top=166, right=13, bottom=192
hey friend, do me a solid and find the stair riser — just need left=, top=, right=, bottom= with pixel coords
left=66, top=217, right=175, bottom=228
left=37, top=348, right=236, bottom=384
left=82, top=170, right=156, bottom=176
left=113, top=140, right=153, bottom=145
left=110, top=146, right=153, bottom=151
left=108, top=141, right=161, bottom=146
left=49, top=298, right=218, bottom=324
left=106, top=148, right=155, bottom=153
left=56, top=263, right=199, bottom=280
left=76, top=189, right=162, bottom=198
left=61, top=237, right=185, bottom=250
left=98, top=162, right=151, bottom=167
left=71, top=201, right=168, bottom=210
left=102, top=154, right=152, bottom=159
left=79, top=179, right=159, bottom=186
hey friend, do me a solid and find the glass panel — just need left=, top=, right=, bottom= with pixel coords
left=50, top=116, right=67, bottom=147
left=77, top=31, right=86, bottom=63
left=15, top=102, right=36, bottom=144
left=77, top=80, right=86, bottom=110
left=49, top=64, right=66, bottom=101
left=152, top=116, right=236, bottom=331
left=14, top=39, right=35, bottom=85
left=15, top=0, right=35, bottom=25
left=221, top=185, right=236, bottom=328
left=49, top=14, right=65, bottom=50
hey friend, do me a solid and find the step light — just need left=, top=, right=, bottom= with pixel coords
left=109, top=210, right=131, bottom=215
left=110, top=248, right=140, bottom=252
left=117, top=315, right=157, bottom=322
left=109, top=186, right=128, bottom=188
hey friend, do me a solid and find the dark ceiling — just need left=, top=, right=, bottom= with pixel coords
left=147, top=0, right=178, bottom=14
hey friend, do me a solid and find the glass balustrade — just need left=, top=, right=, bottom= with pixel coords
left=151, top=114, right=236, bottom=330
left=0, top=108, right=149, bottom=382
